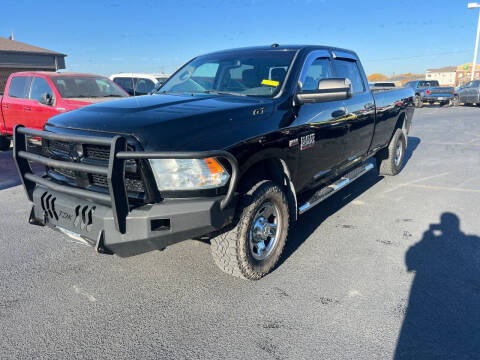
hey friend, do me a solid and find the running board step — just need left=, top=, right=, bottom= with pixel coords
left=298, top=162, right=374, bottom=214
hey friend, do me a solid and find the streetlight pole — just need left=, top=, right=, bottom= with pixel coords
left=468, top=3, right=480, bottom=81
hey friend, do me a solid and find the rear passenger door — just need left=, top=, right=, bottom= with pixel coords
left=292, top=50, right=349, bottom=191
left=333, top=55, right=375, bottom=161
left=474, top=81, right=480, bottom=103
left=3, top=75, right=31, bottom=133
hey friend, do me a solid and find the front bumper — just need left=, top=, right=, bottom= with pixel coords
left=13, top=125, right=239, bottom=257
left=30, top=187, right=235, bottom=257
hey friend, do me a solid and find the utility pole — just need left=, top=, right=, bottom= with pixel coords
left=468, top=3, right=480, bottom=80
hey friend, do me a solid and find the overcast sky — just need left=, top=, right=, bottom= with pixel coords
left=2, top=0, right=479, bottom=76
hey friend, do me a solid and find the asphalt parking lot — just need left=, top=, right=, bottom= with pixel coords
left=1, top=105, right=479, bottom=359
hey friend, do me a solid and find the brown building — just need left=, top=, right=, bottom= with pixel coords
left=0, top=36, right=66, bottom=93
left=455, top=63, right=480, bottom=86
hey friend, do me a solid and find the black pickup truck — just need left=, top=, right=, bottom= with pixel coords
left=14, top=45, right=414, bottom=280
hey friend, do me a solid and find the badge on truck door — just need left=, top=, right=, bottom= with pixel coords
left=300, top=134, right=315, bottom=150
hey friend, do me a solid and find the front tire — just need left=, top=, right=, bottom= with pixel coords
left=210, top=180, right=290, bottom=280
left=0, top=136, right=11, bottom=151
left=377, top=128, right=406, bottom=176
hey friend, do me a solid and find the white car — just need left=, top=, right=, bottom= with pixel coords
left=109, top=73, right=170, bottom=96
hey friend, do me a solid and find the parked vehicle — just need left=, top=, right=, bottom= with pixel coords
left=110, top=73, right=170, bottom=96
left=404, top=80, right=454, bottom=107
left=0, top=72, right=128, bottom=151
left=14, top=45, right=414, bottom=280
left=453, top=80, right=480, bottom=106
left=455, top=84, right=465, bottom=94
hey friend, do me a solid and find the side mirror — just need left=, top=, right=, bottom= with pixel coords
left=39, top=93, right=53, bottom=106
left=296, top=78, right=352, bottom=104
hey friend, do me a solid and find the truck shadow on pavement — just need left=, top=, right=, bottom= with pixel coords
left=404, top=136, right=420, bottom=166
left=0, top=150, right=43, bottom=191
left=279, top=136, right=420, bottom=267
left=394, top=213, right=480, bottom=359
left=279, top=170, right=383, bottom=267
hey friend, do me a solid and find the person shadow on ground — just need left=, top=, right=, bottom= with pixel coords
left=394, top=212, right=480, bottom=359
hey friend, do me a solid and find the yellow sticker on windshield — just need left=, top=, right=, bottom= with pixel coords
left=261, top=79, right=280, bottom=87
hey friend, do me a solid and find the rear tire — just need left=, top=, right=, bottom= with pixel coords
left=376, top=128, right=406, bottom=176
left=0, top=136, right=11, bottom=151
left=452, top=95, right=460, bottom=107
left=414, top=95, right=423, bottom=108
left=210, top=180, right=290, bottom=280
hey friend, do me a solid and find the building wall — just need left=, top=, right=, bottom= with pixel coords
left=456, top=63, right=480, bottom=86
left=456, top=71, right=480, bottom=86
left=425, top=71, right=456, bottom=86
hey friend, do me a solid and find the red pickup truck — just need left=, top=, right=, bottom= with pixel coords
left=0, top=72, right=128, bottom=150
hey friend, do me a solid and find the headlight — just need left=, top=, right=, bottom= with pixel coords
left=149, top=157, right=230, bottom=190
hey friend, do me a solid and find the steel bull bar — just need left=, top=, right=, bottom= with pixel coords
left=13, top=125, right=239, bottom=252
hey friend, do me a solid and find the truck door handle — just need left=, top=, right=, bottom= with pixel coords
left=24, top=106, right=31, bottom=111
left=2, top=104, right=8, bottom=109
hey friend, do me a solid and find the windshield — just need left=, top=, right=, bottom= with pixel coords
left=52, top=77, right=127, bottom=98
left=158, top=50, right=296, bottom=97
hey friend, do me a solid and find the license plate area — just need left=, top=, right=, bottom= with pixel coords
left=32, top=187, right=108, bottom=242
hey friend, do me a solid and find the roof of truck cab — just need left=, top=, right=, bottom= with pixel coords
left=203, top=45, right=357, bottom=56
left=10, top=71, right=108, bottom=78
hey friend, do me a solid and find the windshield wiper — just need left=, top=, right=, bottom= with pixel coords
left=198, top=90, right=247, bottom=97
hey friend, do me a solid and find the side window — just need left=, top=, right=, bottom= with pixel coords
left=301, top=58, right=332, bottom=91
left=113, top=77, right=135, bottom=92
left=30, top=77, right=53, bottom=102
left=8, top=76, right=31, bottom=99
left=135, top=78, right=155, bottom=93
left=332, top=59, right=365, bottom=94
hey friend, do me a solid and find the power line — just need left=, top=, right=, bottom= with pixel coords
left=365, top=50, right=472, bottom=62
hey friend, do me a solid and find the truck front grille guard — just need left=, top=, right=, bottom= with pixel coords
left=13, top=125, right=239, bottom=234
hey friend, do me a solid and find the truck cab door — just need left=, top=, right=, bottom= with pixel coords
left=332, top=56, right=375, bottom=161
left=474, top=81, right=480, bottom=103
left=291, top=51, right=348, bottom=192
left=25, top=77, right=58, bottom=130
left=462, top=82, right=472, bottom=103
left=2, top=76, right=31, bottom=134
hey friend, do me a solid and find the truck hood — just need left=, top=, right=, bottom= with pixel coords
left=45, top=94, right=275, bottom=151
